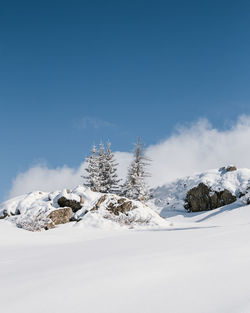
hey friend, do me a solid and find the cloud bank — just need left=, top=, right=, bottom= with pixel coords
left=147, top=116, right=250, bottom=187
left=9, top=152, right=132, bottom=199
left=8, top=116, right=250, bottom=198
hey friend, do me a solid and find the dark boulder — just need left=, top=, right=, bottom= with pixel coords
left=0, top=209, right=18, bottom=219
left=0, top=209, right=8, bottom=219
left=57, top=196, right=82, bottom=213
left=185, top=183, right=237, bottom=212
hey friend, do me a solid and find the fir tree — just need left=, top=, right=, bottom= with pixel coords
left=98, top=141, right=108, bottom=193
left=83, top=145, right=100, bottom=192
left=122, top=137, right=150, bottom=201
left=104, top=142, right=120, bottom=194
left=84, top=141, right=120, bottom=194
left=98, top=141, right=120, bottom=193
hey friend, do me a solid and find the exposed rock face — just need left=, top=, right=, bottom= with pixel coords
left=220, top=165, right=237, bottom=173
left=57, top=197, right=82, bottom=213
left=79, top=195, right=84, bottom=204
left=226, top=166, right=237, bottom=172
left=0, top=209, right=16, bottom=219
left=91, top=195, right=134, bottom=215
left=48, top=207, right=73, bottom=225
left=0, top=209, right=8, bottom=219
left=44, top=222, right=55, bottom=230
left=91, top=195, right=107, bottom=211
left=15, top=209, right=21, bottom=215
left=185, top=183, right=237, bottom=212
left=107, top=198, right=133, bottom=215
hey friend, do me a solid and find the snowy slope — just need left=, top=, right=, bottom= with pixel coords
left=151, top=167, right=250, bottom=217
left=1, top=168, right=250, bottom=312
left=1, top=202, right=250, bottom=313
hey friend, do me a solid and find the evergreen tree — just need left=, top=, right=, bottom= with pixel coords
left=84, top=141, right=120, bottom=194
left=121, top=137, right=150, bottom=201
left=104, top=142, right=120, bottom=194
left=97, top=141, right=120, bottom=193
left=98, top=141, right=108, bottom=193
left=83, top=145, right=100, bottom=192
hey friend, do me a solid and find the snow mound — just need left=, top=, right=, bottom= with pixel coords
left=151, top=167, right=250, bottom=215
left=78, top=194, right=166, bottom=230
left=0, top=186, right=167, bottom=231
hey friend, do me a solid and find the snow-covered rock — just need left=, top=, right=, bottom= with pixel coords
left=57, top=196, right=82, bottom=212
left=151, top=167, right=250, bottom=216
left=77, top=193, right=166, bottom=229
left=48, top=207, right=73, bottom=226
left=184, top=182, right=237, bottom=212
left=2, top=166, right=250, bottom=231
left=0, top=186, right=167, bottom=231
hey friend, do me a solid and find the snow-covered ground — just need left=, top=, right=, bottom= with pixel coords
left=1, top=203, right=250, bottom=313
left=1, top=168, right=250, bottom=313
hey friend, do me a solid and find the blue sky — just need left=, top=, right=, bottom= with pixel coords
left=1, top=0, right=250, bottom=200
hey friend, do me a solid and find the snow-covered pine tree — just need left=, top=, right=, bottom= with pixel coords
left=97, top=141, right=120, bottom=193
left=83, top=145, right=100, bottom=192
left=97, top=141, right=108, bottom=193
left=83, top=141, right=121, bottom=194
left=121, top=137, right=150, bottom=201
left=104, top=142, right=121, bottom=194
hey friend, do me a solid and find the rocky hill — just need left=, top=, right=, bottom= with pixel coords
left=2, top=166, right=250, bottom=231
left=150, top=166, right=250, bottom=216
left=0, top=186, right=166, bottom=231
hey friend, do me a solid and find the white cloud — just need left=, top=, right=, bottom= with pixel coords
left=9, top=163, right=86, bottom=199
left=146, top=115, right=250, bottom=187
left=74, top=116, right=115, bottom=129
left=8, top=115, right=250, bottom=199
left=8, top=152, right=132, bottom=199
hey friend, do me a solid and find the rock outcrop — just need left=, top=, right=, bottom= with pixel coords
left=91, top=195, right=107, bottom=211
left=57, top=197, right=82, bottom=212
left=48, top=207, right=73, bottom=225
left=107, top=197, right=133, bottom=215
left=86, top=194, right=160, bottom=227
left=220, top=165, right=237, bottom=173
left=91, top=195, right=134, bottom=215
left=185, top=183, right=237, bottom=212
left=0, top=186, right=165, bottom=231
left=0, top=209, right=8, bottom=219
